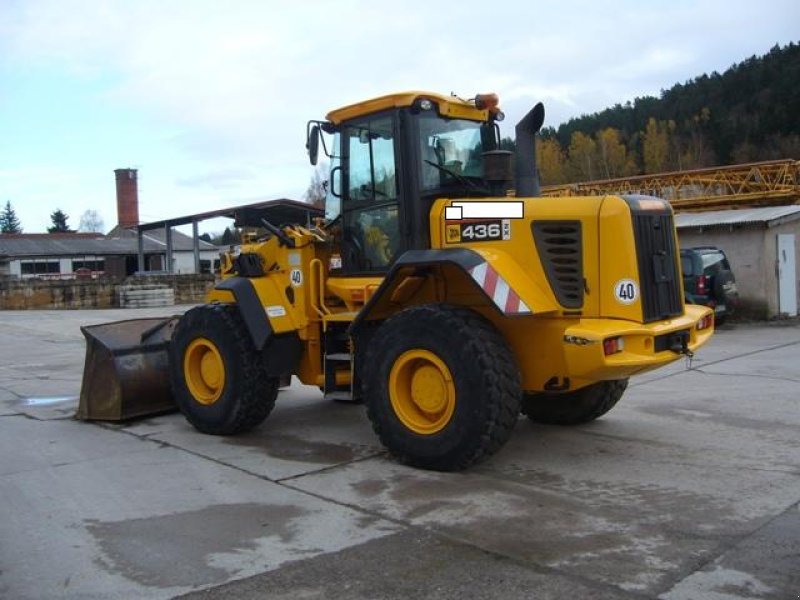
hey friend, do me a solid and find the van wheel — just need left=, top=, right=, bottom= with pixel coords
left=521, top=379, right=628, bottom=425
left=171, top=304, right=277, bottom=435
left=363, top=304, right=521, bottom=471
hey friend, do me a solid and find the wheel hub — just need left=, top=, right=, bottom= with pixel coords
left=184, top=337, right=225, bottom=405
left=389, top=349, right=455, bottom=435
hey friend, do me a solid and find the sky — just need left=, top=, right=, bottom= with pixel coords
left=1, top=0, right=797, bottom=235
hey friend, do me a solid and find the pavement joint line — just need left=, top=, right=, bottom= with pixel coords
left=630, top=338, right=800, bottom=388
left=0, top=385, right=24, bottom=400
left=649, top=499, right=800, bottom=597
left=689, top=369, right=800, bottom=384
left=273, top=452, right=388, bottom=483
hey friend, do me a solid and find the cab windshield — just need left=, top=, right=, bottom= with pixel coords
left=418, top=113, right=485, bottom=193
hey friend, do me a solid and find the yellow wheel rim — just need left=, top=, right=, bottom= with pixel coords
left=389, top=349, right=456, bottom=435
left=183, top=337, right=225, bottom=405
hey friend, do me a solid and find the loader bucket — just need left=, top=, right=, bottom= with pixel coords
left=77, top=317, right=179, bottom=421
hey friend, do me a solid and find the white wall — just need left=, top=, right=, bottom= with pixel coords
left=172, top=250, right=219, bottom=274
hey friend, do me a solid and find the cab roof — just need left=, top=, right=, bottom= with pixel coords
left=325, top=91, right=492, bottom=125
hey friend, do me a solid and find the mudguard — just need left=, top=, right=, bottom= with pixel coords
left=350, top=248, right=559, bottom=336
left=216, top=277, right=273, bottom=350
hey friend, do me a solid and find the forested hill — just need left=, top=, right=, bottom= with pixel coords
left=536, top=42, right=799, bottom=185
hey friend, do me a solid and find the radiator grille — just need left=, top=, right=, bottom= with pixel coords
left=532, top=221, right=583, bottom=309
left=632, top=213, right=683, bottom=322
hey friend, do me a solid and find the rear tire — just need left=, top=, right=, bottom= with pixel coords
left=363, top=304, right=521, bottom=471
left=521, top=379, right=628, bottom=425
left=170, top=304, right=277, bottom=435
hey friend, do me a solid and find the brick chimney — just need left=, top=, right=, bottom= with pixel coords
left=114, top=168, right=140, bottom=228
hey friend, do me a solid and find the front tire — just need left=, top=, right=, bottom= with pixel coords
left=363, top=305, right=521, bottom=471
left=521, top=379, right=628, bottom=425
left=170, top=304, right=277, bottom=435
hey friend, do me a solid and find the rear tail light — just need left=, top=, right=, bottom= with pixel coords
left=696, top=274, right=707, bottom=295
left=696, top=314, right=713, bottom=331
left=603, top=337, right=624, bottom=356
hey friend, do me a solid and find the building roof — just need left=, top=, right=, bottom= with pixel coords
left=0, top=230, right=216, bottom=259
left=107, top=227, right=217, bottom=251
left=675, top=206, right=800, bottom=230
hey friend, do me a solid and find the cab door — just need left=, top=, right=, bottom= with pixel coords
left=339, top=112, right=403, bottom=274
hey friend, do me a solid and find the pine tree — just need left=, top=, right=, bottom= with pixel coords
left=0, top=201, right=22, bottom=234
left=48, top=209, right=72, bottom=233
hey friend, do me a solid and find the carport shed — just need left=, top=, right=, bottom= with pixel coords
left=675, top=206, right=800, bottom=318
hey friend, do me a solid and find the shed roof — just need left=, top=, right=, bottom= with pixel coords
left=0, top=230, right=216, bottom=259
left=675, top=206, right=800, bottom=230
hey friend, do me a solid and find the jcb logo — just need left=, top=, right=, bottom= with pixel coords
left=446, top=225, right=461, bottom=243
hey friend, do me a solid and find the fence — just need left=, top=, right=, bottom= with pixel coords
left=0, top=274, right=215, bottom=310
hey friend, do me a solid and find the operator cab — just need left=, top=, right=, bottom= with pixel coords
left=307, top=92, right=507, bottom=275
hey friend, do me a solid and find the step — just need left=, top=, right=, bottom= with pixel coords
left=324, top=391, right=362, bottom=404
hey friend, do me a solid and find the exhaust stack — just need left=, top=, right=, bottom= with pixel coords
left=514, top=102, right=545, bottom=197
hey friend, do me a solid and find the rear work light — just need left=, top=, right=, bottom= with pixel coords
left=603, top=337, right=624, bottom=356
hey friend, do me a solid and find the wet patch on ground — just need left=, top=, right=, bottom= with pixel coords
left=224, top=431, right=363, bottom=465
left=86, top=503, right=307, bottom=588
left=10, top=396, right=78, bottom=420
left=337, top=467, right=740, bottom=594
left=481, top=464, right=747, bottom=533
left=175, top=529, right=632, bottom=600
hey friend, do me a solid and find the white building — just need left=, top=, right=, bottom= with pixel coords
left=676, top=206, right=800, bottom=318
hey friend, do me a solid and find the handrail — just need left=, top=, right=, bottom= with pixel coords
left=309, top=258, right=330, bottom=319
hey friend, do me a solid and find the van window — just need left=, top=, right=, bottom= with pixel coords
left=701, top=252, right=728, bottom=271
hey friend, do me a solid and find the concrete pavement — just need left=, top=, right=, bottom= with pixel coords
left=0, top=308, right=798, bottom=599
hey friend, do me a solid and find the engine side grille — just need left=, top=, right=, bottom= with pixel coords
left=532, top=221, right=583, bottom=309
left=632, top=213, right=683, bottom=322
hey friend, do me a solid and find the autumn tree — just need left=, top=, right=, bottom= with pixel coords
left=595, top=128, right=635, bottom=179
left=48, top=209, right=73, bottom=233
left=0, top=201, right=22, bottom=233
left=566, top=132, right=597, bottom=181
left=642, top=118, right=670, bottom=174
left=536, top=137, right=566, bottom=185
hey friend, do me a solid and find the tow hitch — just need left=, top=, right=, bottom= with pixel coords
left=668, top=330, right=692, bottom=357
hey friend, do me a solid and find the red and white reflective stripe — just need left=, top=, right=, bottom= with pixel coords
left=468, top=262, right=531, bottom=315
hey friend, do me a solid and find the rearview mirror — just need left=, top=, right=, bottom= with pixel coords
left=307, top=124, right=320, bottom=166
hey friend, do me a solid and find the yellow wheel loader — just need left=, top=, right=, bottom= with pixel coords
left=79, top=91, right=714, bottom=471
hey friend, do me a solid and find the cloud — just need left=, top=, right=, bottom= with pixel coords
left=175, top=167, right=258, bottom=190
left=1, top=0, right=798, bottom=231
